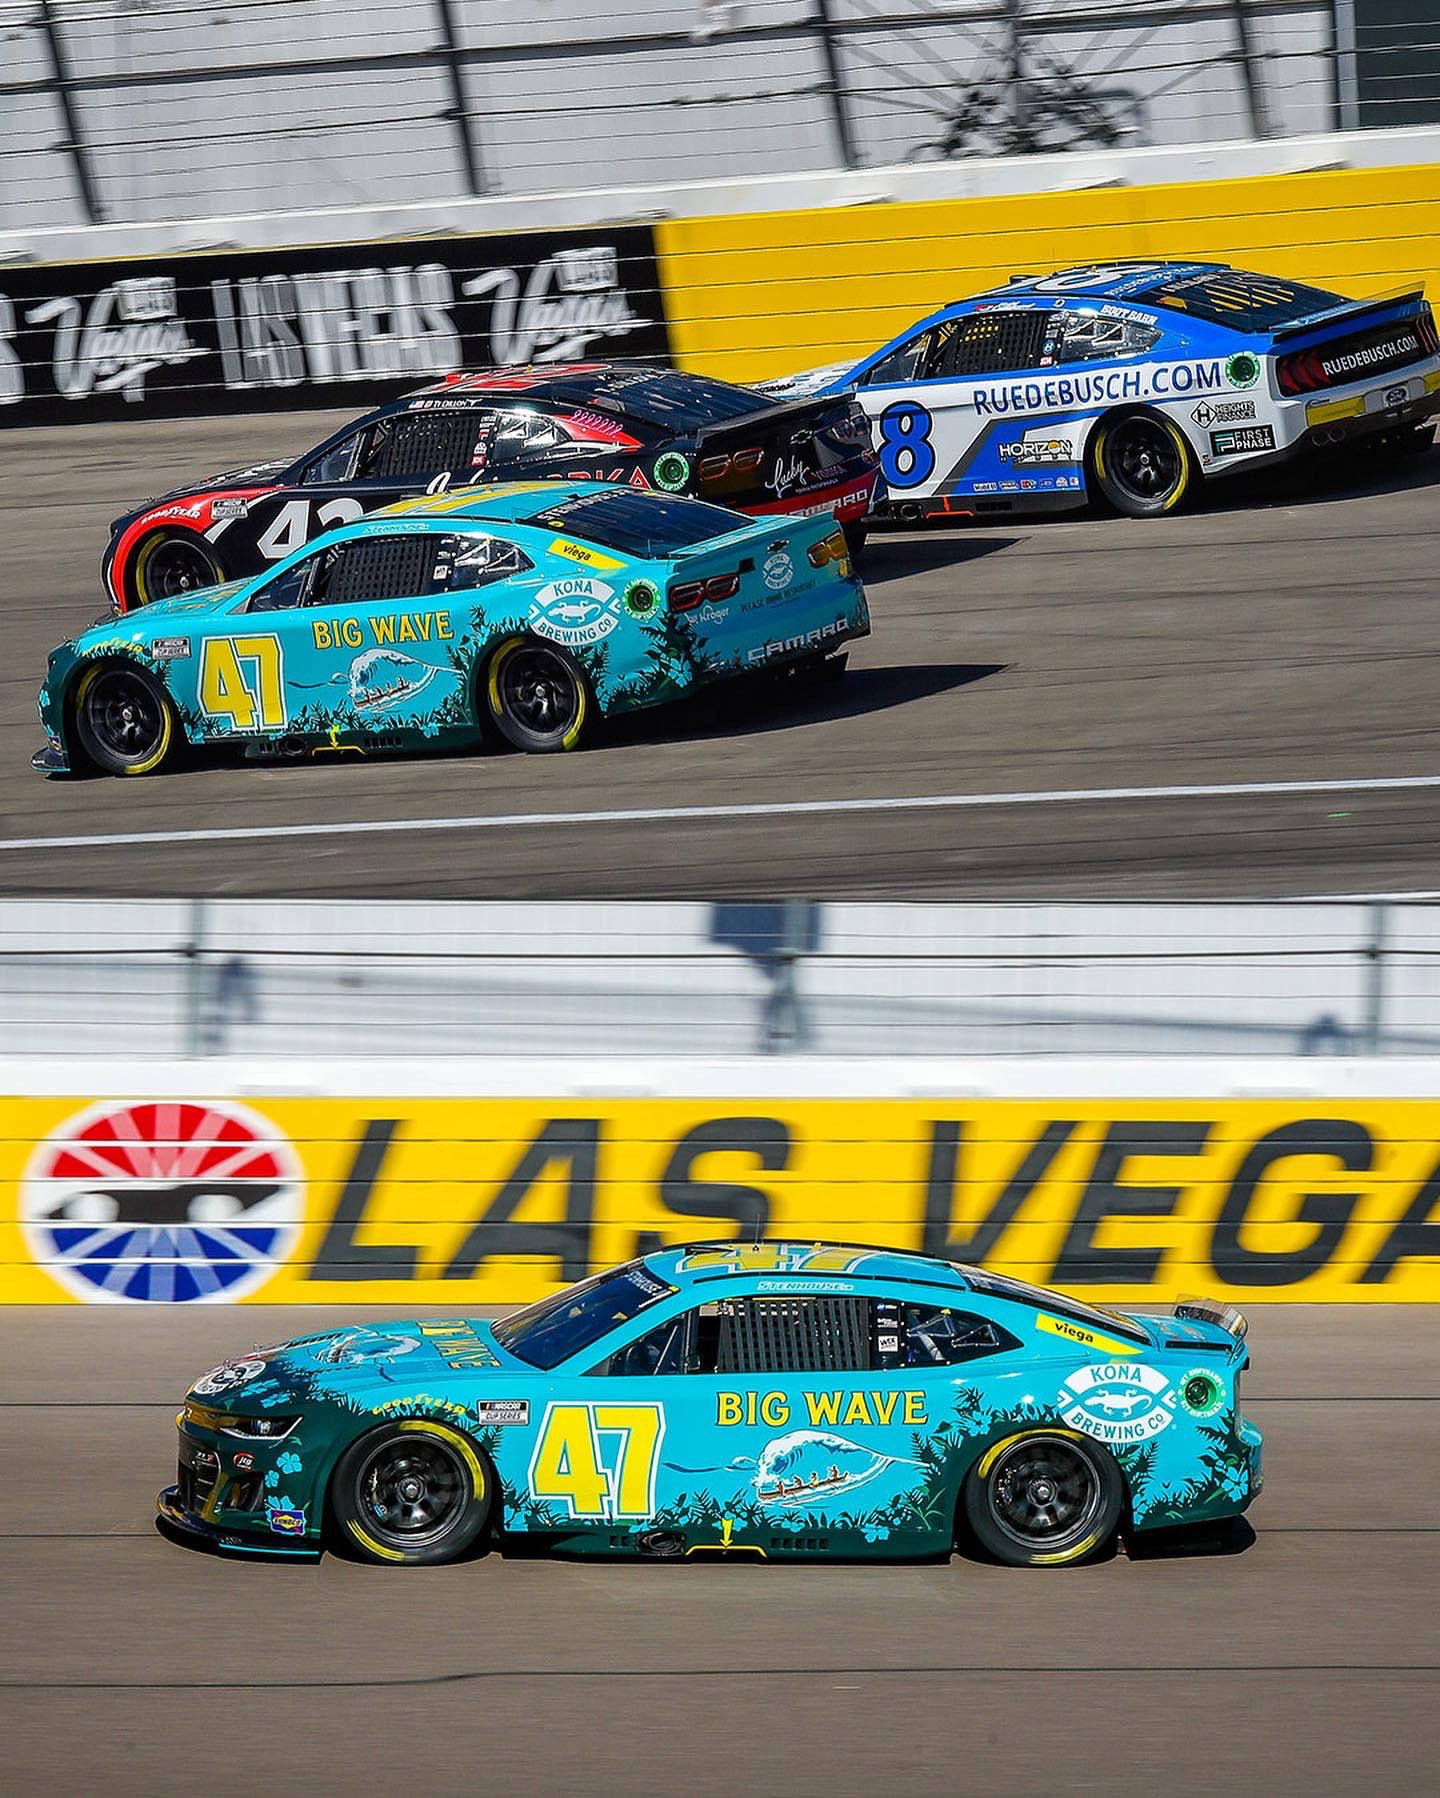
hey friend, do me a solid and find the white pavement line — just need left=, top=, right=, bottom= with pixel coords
left=5, top=771, right=1440, bottom=856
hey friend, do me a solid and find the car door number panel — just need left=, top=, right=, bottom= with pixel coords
left=197, top=633, right=287, bottom=730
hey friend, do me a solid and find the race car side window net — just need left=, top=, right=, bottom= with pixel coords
left=312, top=533, right=436, bottom=607
left=358, top=413, right=486, bottom=482
left=716, top=1296, right=873, bottom=1374
left=926, top=310, right=1050, bottom=379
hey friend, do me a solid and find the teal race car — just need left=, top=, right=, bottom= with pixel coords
left=158, top=1242, right=1261, bottom=1568
left=35, top=481, right=869, bottom=772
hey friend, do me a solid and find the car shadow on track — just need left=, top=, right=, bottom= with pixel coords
left=951, top=1517, right=1256, bottom=1570
left=1123, top=1516, right=1257, bottom=1561
left=860, top=532, right=1021, bottom=582
left=1202, top=439, right=1440, bottom=515
left=599, top=659, right=1009, bottom=751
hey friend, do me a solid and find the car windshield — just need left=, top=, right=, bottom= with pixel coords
left=1136, top=269, right=1346, bottom=331
left=533, top=490, right=742, bottom=557
left=492, top=1260, right=677, bottom=1369
left=960, top=1268, right=1150, bottom=1342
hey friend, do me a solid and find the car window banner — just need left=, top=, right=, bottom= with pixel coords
left=0, top=227, right=670, bottom=427
left=3, top=1094, right=1439, bottom=1304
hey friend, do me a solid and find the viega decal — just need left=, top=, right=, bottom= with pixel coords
left=7, top=1098, right=1440, bottom=1302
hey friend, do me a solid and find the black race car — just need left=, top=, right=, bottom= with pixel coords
left=103, top=363, right=879, bottom=610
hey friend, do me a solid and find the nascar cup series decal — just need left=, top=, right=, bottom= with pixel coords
left=20, top=1098, right=303, bottom=1303
left=529, top=576, right=620, bottom=646
left=1057, top=1362, right=1177, bottom=1445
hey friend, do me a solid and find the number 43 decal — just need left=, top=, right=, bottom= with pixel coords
left=528, top=1402, right=665, bottom=1520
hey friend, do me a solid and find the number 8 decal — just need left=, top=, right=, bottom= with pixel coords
left=877, top=402, right=935, bottom=489
left=528, top=1402, right=665, bottom=1520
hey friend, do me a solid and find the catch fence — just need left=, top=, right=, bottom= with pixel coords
left=6, top=896, right=1440, bottom=1058
left=2, top=1, right=1437, bottom=231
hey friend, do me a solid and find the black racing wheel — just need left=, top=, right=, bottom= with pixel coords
left=330, top=1421, right=494, bottom=1566
left=485, top=636, right=591, bottom=753
left=1090, top=411, right=1197, bottom=517
left=963, top=1430, right=1123, bottom=1567
left=130, top=530, right=225, bottom=607
left=71, top=662, right=178, bottom=777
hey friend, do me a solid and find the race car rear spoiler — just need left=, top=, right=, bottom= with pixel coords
left=694, top=390, right=855, bottom=448
left=1269, top=289, right=1427, bottom=343
left=1174, top=1298, right=1248, bottom=1341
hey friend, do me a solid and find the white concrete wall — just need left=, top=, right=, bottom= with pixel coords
left=3, top=897, right=1434, bottom=1059
left=0, top=0, right=1345, bottom=235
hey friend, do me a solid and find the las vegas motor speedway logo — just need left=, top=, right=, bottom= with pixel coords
left=21, top=1099, right=303, bottom=1303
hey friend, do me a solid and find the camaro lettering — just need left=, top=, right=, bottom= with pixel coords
left=745, top=616, right=849, bottom=666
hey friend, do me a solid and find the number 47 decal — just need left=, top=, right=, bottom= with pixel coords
left=199, top=634, right=286, bottom=731
left=528, top=1402, right=665, bottom=1520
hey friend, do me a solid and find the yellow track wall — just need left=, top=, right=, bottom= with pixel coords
left=5, top=1094, right=1439, bottom=1304
left=656, top=162, right=1440, bottom=386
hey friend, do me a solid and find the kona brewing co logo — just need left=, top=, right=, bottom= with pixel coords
left=1056, top=1363, right=1177, bottom=1444
left=529, top=577, right=621, bottom=646
left=20, top=1099, right=303, bottom=1303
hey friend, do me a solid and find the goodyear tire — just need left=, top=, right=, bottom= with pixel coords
left=842, top=523, right=868, bottom=560
left=963, top=1430, right=1123, bottom=1568
left=485, top=636, right=591, bottom=753
left=1089, top=410, right=1197, bottom=517
left=130, top=530, right=225, bottom=608
left=71, top=662, right=178, bottom=777
left=331, top=1420, right=494, bottom=1566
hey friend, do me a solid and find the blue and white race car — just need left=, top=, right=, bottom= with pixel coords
left=767, top=260, right=1440, bottom=519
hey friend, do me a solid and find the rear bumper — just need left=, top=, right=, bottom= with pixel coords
left=1209, top=371, right=1440, bottom=479
left=743, top=470, right=878, bottom=525
left=157, top=1485, right=322, bottom=1558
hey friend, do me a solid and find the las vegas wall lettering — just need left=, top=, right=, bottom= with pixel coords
left=9, top=1096, right=1440, bottom=1303
left=0, top=229, right=670, bottom=427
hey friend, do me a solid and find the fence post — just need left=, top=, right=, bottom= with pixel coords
left=757, top=900, right=821, bottom=1054
left=1362, top=900, right=1389, bottom=1054
left=1332, top=0, right=1360, bottom=130
left=1230, top=0, right=1275, bottom=137
left=434, top=0, right=487, bottom=197
left=1002, top=0, right=1027, bottom=136
left=36, top=0, right=103, bottom=225
left=812, top=0, right=859, bottom=170
left=182, top=898, right=207, bottom=1058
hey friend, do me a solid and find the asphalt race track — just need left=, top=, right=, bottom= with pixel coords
left=0, top=1305, right=1433, bottom=1796
left=4, top=412, right=1440, bottom=898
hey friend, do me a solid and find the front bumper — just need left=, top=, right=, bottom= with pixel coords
left=157, top=1484, right=321, bottom=1558
left=31, top=741, right=70, bottom=774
